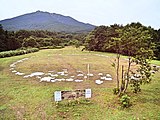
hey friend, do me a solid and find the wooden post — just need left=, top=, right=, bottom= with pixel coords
left=87, top=64, right=90, bottom=80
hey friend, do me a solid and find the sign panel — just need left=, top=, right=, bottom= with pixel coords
left=54, top=91, right=62, bottom=101
left=85, top=89, right=92, bottom=98
left=54, top=89, right=91, bottom=101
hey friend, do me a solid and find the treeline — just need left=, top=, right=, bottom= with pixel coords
left=85, top=22, right=160, bottom=60
left=0, top=24, right=86, bottom=52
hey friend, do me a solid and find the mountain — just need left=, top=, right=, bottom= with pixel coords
left=0, top=11, right=96, bottom=33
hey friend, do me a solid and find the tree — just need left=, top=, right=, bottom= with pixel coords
left=84, top=25, right=120, bottom=52
left=112, top=23, right=155, bottom=94
left=22, top=36, right=38, bottom=48
left=0, top=24, right=7, bottom=51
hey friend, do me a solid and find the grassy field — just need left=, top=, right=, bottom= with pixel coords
left=0, top=46, right=160, bottom=120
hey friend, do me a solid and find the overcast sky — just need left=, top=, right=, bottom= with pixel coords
left=1, top=0, right=160, bottom=29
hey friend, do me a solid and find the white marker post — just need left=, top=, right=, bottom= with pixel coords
left=54, top=91, right=62, bottom=102
left=85, top=89, right=92, bottom=98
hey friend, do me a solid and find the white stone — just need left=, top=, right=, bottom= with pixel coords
left=104, top=77, right=112, bottom=81
left=95, top=80, right=103, bottom=84
left=55, top=78, right=65, bottom=82
left=12, top=70, right=17, bottom=73
left=22, top=58, right=29, bottom=61
left=62, top=69, right=68, bottom=73
left=36, top=76, right=41, bottom=79
left=100, top=77, right=105, bottom=80
left=51, top=79, right=56, bottom=82
left=15, top=72, right=25, bottom=76
left=57, top=72, right=65, bottom=75
left=23, top=75, right=30, bottom=78
left=10, top=68, right=14, bottom=70
left=48, top=70, right=55, bottom=73
left=84, top=76, right=87, bottom=79
left=77, top=74, right=84, bottom=77
left=52, top=74, right=58, bottom=77
left=40, top=77, right=53, bottom=82
left=106, top=74, right=112, bottom=77
left=75, top=79, right=83, bottom=82
left=17, top=60, right=23, bottom=63
left=130, top=76, right=140, bottom=81
left=98, top=73, right=103, bottom=76
left=87, top=74, right=94, bottom=77
left=66, top=78, right=74, bottom=81
left=10, top=64, right=16, bottom=68
left=77, top=70, right=83, bottom=73
left=30, top=72, right=44, bottom=77
left=64, top=74, right=68, bottom=76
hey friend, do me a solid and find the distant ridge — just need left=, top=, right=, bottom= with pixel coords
left=0, top=11, right=96, bottom=33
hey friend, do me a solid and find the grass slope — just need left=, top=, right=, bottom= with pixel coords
left=0, top=47, right=160, bottom=120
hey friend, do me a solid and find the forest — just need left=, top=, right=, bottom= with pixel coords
left=0, top=22, right=160, bottom=59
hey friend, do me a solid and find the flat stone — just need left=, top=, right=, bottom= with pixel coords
left=104, top=77, right=112, bottom=81
left=40, top=77, right=53, bottom=82
left=98, top=73, right=103, bottom=76
left=87, top=73, right=94, bottom=77
left=106, top=74, right=111, bottom=77
left=12, top=70, right=17, bottom=73
left=77, top=74, right=84, bottom=77
left=95, top=80, right=103, bottom=84
left=75, top=79, right=83, bottom=82
left=66, top=78, right=74, bottom=81
left=15, top=72, right=25, bottom=75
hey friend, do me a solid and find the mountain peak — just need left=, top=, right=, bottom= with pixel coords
left=0, top=11, right=95, bottom=33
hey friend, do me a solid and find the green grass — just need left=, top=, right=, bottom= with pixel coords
left=0, top=46, right=160, bottom=120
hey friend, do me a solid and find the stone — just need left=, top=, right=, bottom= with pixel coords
left=106, top=74, right=111, bottom=77
left=75, top=79, right=83, bottom=82
left=104, top=77, right=112, bottom=81
left=52, top=74, right=58, bottom=77
left=57, top=72, right=65, bottom=75
left=84, top=76, right=87, bottom=79
left=98, top=73, right=103, bottom=76
left=95, top=80, right=103, bottom=84
left=77, top=74, right=84, bottom=77
left=40, top=77, right=53, bottom=82
left=66, top=78, right=74, bottom=81
left=87, top=73, right=94, bottom=77
left=12, top=70, right=17, bottom=73
left=30, top=72, right=44, bottom=77
left=15, top=72, right=25, bottom=76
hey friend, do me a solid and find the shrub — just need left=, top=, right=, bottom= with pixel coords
left=40, top=46, right=64, bottom=50
left=120, top=94, right=131, bottom=108
left=113, top=88, right=119, bottom=95
left=130, top=80, right=141, bottom=93
left=0, top=48, right=39, bottom=58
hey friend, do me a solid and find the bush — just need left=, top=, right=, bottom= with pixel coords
left=0, top=48, right=39, bottom=58
left=130, top=80, right=141, bottom=93
left=40, top=46, right=64, bottom=50
left=120, top=94, right=131, bottom=108
left=113, top=88, right=119, bottom=95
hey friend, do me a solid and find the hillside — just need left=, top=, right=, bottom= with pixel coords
left=0, top=11, right=96, bottom=33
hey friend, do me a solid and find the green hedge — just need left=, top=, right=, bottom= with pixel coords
left=0, top=48, right=39, bottom=58
left=40, top=46, right=64, bottom=50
